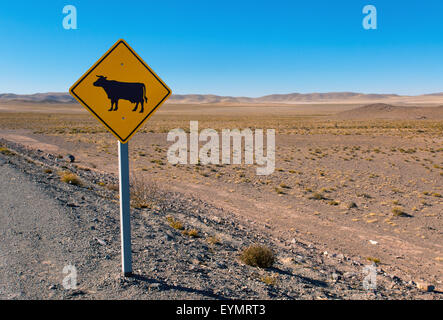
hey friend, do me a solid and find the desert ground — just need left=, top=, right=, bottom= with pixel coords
left=0, top=99, right=442, bottom=299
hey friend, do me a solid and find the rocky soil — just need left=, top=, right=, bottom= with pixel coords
left=0, top=138, right=441, bottom=300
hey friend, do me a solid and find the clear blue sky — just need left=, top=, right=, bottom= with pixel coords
left=1, top=0, right=443, bottom=96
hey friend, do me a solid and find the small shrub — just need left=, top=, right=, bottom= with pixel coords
left=260, top=275, right=278, bottom=286
left=240, top=245, right=275, bottom=268
left=274, top=187, right=285, bottom=195
left=0, top=147, right=15, bottom=156
left=59, top=171, right=82, bottom=186
left=366, top=257, right=380, bottom=264
left=347, top=202, right=358, bottom=209
left=183, top=229, right=199, bottom=238
left=207, top=236, right=220, bottom=245
left=392, top=207, right=411, bottom=217
left=309, top=192, right=325, bottom=200
left=106, top=183, right=119, bottom=192
left=130, top=174, right=160, bottom=209
left=167, top=216, right=184, bottom=230
left=150, top=159, right=164, bottom=165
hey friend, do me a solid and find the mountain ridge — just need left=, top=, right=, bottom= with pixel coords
left=1, top=92, right=442, bottom=104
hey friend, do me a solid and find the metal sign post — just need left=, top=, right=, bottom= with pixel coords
left=118, top=141, right=132, bottom=276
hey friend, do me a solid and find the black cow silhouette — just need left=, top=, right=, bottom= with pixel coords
left=93, top=75, right=148, bottom=113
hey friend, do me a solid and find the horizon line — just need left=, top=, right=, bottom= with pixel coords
left=1, top=91, right=443, bottom=99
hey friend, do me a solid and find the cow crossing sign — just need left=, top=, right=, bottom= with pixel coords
left=70, top=39, right=171, bottom=143
left=69, top=40, right=171, bottom=276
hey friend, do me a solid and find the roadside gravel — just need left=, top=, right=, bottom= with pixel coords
left=0, top=138, right=440, bottom=300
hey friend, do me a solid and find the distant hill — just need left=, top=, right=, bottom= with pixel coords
left=159, top=92, right=401, bottom=104
left=0, top=92, right=442, bottom=105
left=256, top=92, right=399, bottom=102
left=0, top=93, right=75, bottom=104
left=335, top=103, right=443, bottom=120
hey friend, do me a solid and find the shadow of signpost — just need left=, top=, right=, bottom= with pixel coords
left=129, top=273, right=229, bottom=300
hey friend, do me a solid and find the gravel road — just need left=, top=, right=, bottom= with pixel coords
left=0, top=158, right=118, bottom=299
left=0, top=139, right=441, bottom=300
left=0, top=162, right=80, bottom=298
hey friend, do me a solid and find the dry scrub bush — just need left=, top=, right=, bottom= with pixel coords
left=106, top=183, right=119, bottom=192
left=0, top=147, right=15, bottom=156
left=207, top=236, right=220, bottom=245
left=260, top=275, right=278, bottom=286
left=309, top=192, right=325, bottom=200
left=366, top=257, right=380, bottom=264
left=183, top=229, right=200, bottom=238
left=392, top=207, right=411, bottom=217
left=240, top=245, right=275, bottom=268
left=130, top=173, right=161, bottom=209
left=59, top=171, right=82, bottom=186
left=167, top=216, right=184, bottom=230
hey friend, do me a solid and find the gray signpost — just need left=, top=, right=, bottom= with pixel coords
left=118, top=141, right=132, bottom=276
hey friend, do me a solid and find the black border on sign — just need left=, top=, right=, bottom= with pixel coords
left=70, top=40, right=171, bottom=143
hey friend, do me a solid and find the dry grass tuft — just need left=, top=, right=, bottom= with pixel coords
left=207, top=236, right=220, bottom=245
left=0, top=147, right=15, bottom=156
left=274, top=187, right=285, bottom=195
left=260, top=275, right=278, bottom=286
left=347, top=202, right=358, bottom=209
left=366, top=257, right=381, bottom=264
left=391, top=207, right=411, bottom=217
left=167, top=216, right=184, bottom=230
left=183, top=229, right=200, bottom=238
left=309, top=192, right=325, bottom=200
left=59, top=171, right=82, bottom=186
left=130, top=174, right=160, bottom=209
left=106, top=183, right=119, bottom=192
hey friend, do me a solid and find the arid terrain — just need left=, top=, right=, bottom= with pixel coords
left=0, top=94, right=442, bottom=299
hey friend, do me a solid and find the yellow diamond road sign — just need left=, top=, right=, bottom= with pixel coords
left=69, top=39, right=171, bottom=143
